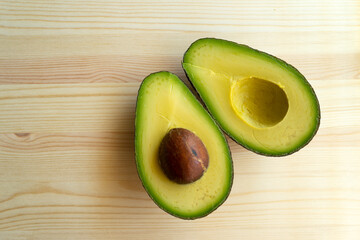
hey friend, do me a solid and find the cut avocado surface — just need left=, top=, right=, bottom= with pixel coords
left=135, top=71, right=233, bottom=219
left=183, top=38, right=320, bottom=156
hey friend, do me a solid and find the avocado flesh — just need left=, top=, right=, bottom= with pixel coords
left=183, top=38, right=320, bottom=156
left=135, top=71, right=233, bottom=219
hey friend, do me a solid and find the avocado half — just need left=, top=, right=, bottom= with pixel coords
left=135, top=71, right=233, bottom=219
left=183, top=38, right=320, bottom=156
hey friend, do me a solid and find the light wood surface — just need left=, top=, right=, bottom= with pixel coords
left=0, top=0, right=360, bottom=239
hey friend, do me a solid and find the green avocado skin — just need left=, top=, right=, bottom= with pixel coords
left=182, top=38, right=321, bottom=157
left=135, top=71, right=233, bottom=220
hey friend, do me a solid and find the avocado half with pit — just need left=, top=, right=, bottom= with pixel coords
left=183, top=38, right=320, bottom=156
left=135, top=71, right=233, bottom=219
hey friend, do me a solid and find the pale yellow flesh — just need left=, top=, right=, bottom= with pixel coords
left=138, top=75, right=229, bottom=215
left=231, top=77, right=289, bottom=128
left=183, top=44, right=317, bottom=153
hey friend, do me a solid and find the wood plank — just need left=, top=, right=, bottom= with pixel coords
left=0, top=131, right=359, bottom=182
left=0, top=52, right=358, bottom=84
left=0, top=83, right=136, bottom=133
left=0, top=0, right=359, bottom=35
left=0, top=30, right=359, bottom=84
left=0, top=80, right=359, bottom=133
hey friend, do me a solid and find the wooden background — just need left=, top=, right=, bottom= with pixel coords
left=0, top=0, right=359, bottom=239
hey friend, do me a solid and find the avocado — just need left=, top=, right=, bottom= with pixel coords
left=135, top=71, right=233, bottom=219
left=183, top=38, right=320, bottom=156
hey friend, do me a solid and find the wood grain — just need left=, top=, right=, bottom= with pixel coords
left=0, top=80, right=359, bottom=239
left=0, top=0, right=360, bottom=239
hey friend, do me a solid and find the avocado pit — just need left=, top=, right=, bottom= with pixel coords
left=159, top=128, right=209, bottom=184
